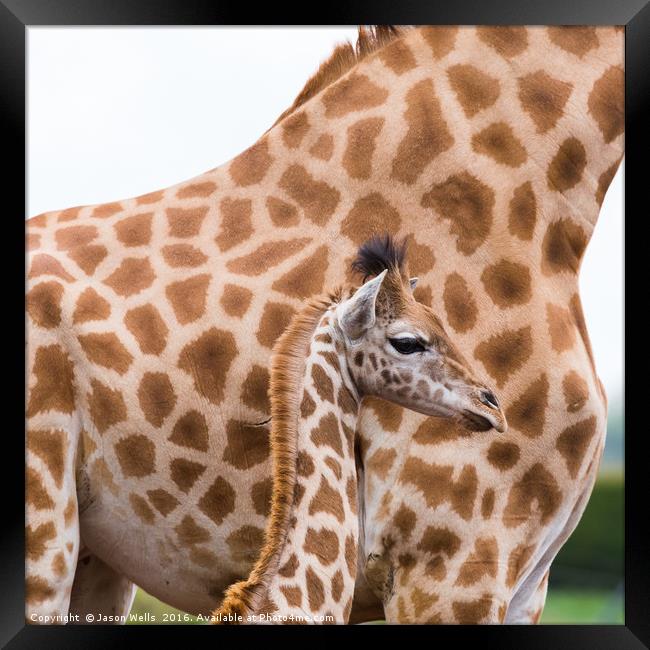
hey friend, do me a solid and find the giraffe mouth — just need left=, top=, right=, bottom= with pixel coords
left=460, top=409, right=496, bottom=432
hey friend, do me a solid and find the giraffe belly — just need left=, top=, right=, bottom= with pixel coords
left=77, top=464, right=271, bottom=616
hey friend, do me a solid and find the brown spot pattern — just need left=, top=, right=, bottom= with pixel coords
left=474, top=326, right=533, bottom=387
left=420, top=26, right=458, bottom=59
left=556, top=415, right=597, bottom=478
left=422, top=172, right=495, bottom=255
left=138, top=372, right=177, bottom=427
left=241, top=365, right=270, bottom=413
left=178, top=327, right=238, bottom=404
left=541, top=218, right=587, bottom=275
left=547, top=303, right=577, bottom=352
left=216, top=198, right=253, bottom=252
left=130, top=493, right=155, bottom=524
left=309, top=476, right=345, bottom=522
left=562, top=370, right=589, bottom=412
left=391, top=79, right=453, bottom=184
left=477, top=26, right=528, bottom=58
left=486, top=441, right=521, bottom=470
left=278, top=165, right=341, bottom=226
left=310, top=413, right=343, bottom=458
left=304, top=527, right=340, bottom=565
left=455, top=537, right=499, bottom=586
left=518, top=70, right=572, bottom=133
left=27, top=281, right=63, bottom=329
left=266, top=196, right=299, bottom=227
left=166, top=274, right=211, bottom=324
left=103, top=257, right=155, bottom=297
left=547, top=137, right=587, bottom=193
left=55, top=225, right=97, bottom=250
left=115, top=434, right=155, bottom=478
left=198, top=477, right=236, bottom=525
left=26, top=467, right=55, bottom=510
left=92, top=202, right=122, bottom=218
left=272, top=245, right=329, bottom=299
left=162, top=243, right=208, bottom=268
left=73, top=287, right=111, bottom=324
left=503, top=463, right=562, bottom=527
left=26, top=521, right=57, bottom=561
left=222, top=419, right=270, bottom=469
left=175, top=515, right=210, bottom=546
left=170, top=458, right=206, bottom=493
left=306, top=567, right=325, bottom=612
left=472, top=122, right=527, bottom=167
left=442, top=273, right=478, bottom=333
left=257, top=302, right=296, bottom=348
left=227, top=525, right=265, bottom=563
left=124, top=304, right=168, bottom=355
left=78, top=332, right=133, bottom=375
left=281, top=111, right=310, bottom=149
left=227, top=238, right=311, bottom=275
left=547, top=26, right=598, bottom=58
left=166, top=206, right=209, bottom=238
left=481, top=259, right=532, bottom=308
left=114, top=212, right=152, bottom=247
left=400, top=457, right=477, bottom=521
left=341, top=192, right=401, bottom=245
left=343, top=117, right=384, bottom=180
left=506, top=374, right=549, bottom=438
left=27, top=345, right=75, bottom=416
left=447, top=64, right=500, bottom=117
left=251, top=478, right=273, bottom=517
left=28, top=254, right=74, bottom=283
left=87, top=379, right=127, bottom=433
left=220, top=283, right=253, bottom=318
left=322, top=73, right=388, bottom=118
left=147, top=488, right=180, bottom=516
left=588, top=66, right=624, bottom=143
left=229, top=139, right=273, bottom=186
left=177, top=181, right=216, bottom=198
left=378, top=38, right=416, bottom=73
left=27, top=429, right=66, bottom=487
left=508, top=181, right=537, bottom=241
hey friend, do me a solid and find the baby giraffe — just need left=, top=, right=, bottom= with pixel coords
left=216, top=235, right=506, bottom=625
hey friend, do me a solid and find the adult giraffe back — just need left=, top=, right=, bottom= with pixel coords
left=26, top=26, right=623, bottom=623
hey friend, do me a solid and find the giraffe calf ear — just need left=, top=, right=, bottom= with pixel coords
left=338, top=269, right=387, bottom=342
left=409, top=277, right=418, bottom=291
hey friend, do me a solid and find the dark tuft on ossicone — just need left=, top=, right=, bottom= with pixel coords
left=351, top=234, right=407, bottom=280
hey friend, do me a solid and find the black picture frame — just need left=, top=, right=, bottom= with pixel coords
left=3, top=1, right=648, bottom=647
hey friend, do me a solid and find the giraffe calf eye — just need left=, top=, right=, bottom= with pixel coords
left=389, top=337, right=425, bottom=354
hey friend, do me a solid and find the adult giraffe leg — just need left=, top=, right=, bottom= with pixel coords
left=505, top=447, right=602, bottom=625
left=69, top=548, right=137, bottom=623
left=26, top=420, right=80, bottom=624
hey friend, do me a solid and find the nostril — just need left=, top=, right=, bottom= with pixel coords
left=480, top=390, right=499, bottom=410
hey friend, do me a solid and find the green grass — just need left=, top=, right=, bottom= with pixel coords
left=128, top=590, right=201, bottom=625
left=541, top=588, right=623, bottom=624
left=550, top=470, right=623, bottom=589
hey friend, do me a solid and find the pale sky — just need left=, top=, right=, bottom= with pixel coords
left=27, top=27, right=623, bottom=403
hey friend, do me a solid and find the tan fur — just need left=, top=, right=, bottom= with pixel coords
left=272, top=26, right=403, bottom=126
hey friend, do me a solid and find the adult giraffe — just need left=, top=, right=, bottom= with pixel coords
left=26, top=26, right=623, bottom=624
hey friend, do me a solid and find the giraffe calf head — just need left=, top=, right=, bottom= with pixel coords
left=336, top=235, right=506, bottom=433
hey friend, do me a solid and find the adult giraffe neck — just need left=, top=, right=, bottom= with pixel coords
left=253, top=26, right=623, bottom=268
left=216, top=294, right=362, bottom=624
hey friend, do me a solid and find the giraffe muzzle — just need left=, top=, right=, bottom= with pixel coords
left=460, top=388, right=507, bottom=433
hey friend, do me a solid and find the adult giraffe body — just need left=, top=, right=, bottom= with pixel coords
left=26, top=26, right=623, bottom=624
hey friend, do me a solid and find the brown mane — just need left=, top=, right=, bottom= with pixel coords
left=214, top=290, right=342, bottom=623
left=272, top=25, right=404, bottom=127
